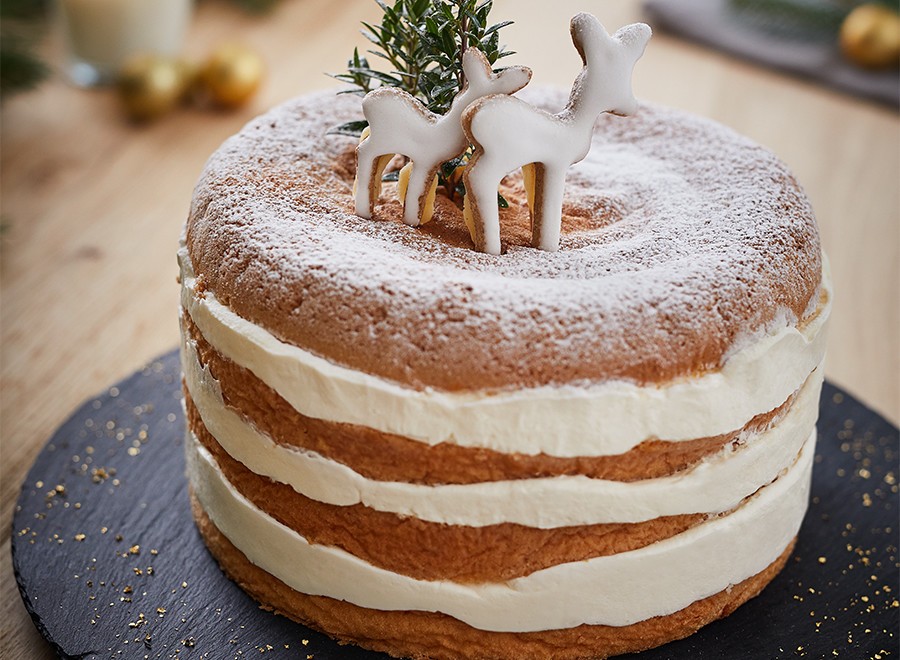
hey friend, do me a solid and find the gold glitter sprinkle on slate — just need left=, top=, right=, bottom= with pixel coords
left=11, top=352, right=896, bottom=659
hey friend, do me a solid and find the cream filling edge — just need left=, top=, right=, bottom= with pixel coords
left=179, top=246, right=831, bottom=458
left=183, top=336, right=821, bottom=528
left=187, top=427, right=814, bottom=632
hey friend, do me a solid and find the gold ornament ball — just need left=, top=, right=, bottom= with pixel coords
left=201, top=43, right=265, bottom=108
left=840, top=4, right=900, bottom=69
left=118, top=54, right=192, bottom=122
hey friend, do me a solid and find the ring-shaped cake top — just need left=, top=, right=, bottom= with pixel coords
left=185, top=89, right=822, bottom=391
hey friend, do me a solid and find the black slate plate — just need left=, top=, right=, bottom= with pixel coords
left=11, top=349, right=900, bottom=660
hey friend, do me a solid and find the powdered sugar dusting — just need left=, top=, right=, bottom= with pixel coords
left=185, top=89, right=821, bottom=391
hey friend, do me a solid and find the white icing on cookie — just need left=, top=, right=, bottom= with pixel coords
left=463, top=14, right=651, bottom=254
left=355, top=48, right=531, bottom=227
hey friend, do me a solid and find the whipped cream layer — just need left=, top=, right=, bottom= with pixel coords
left=187, top=428, right=814, bottom=632
left=184, top=336, right=821, bottom=527
left=179, top=247, right=831, bottom=458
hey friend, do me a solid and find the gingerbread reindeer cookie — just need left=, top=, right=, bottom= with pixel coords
left=354, top=48, right=531, bottom=227
left=462, top=14, right=651, bottom=254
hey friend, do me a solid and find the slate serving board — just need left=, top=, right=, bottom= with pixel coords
left=11, top=349, right=900, bottom=659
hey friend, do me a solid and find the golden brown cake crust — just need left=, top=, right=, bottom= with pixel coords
left=184, top=89, right=822, bottom=392
left=185, top=312, right=800, bottom=485
left=192, top=493, right=795, bottom=660
left=187, top=398, right=712, bottom=582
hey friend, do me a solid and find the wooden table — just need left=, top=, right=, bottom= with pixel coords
left=2, top=1, right=897, bottom=656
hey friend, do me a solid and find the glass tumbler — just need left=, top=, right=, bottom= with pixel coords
left=59, top=0, right=193, bottom=87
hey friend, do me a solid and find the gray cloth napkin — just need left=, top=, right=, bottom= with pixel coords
left=643, top=0, right=899, bottom=108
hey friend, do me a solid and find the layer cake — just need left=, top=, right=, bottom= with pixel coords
left=179, top=89, right=831, bottom=659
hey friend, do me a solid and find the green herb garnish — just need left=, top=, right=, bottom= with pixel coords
left=330, top=0, right=514, bottom=207
left=332, top=0, right=513, bottom=120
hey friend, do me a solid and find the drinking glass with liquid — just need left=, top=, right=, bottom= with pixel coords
left=59, top=0, right=193, bottom=86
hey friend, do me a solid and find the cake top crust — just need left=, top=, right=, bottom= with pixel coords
left=185, top=89, right=822, bottom=391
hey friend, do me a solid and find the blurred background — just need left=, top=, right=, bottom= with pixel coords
left=1, top=0, right=898, bottom=656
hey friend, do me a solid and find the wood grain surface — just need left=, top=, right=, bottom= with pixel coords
left=2, top=1, right=897, bottom=657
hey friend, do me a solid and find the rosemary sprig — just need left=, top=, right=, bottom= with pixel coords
left=329, top=0, right=514, bottom=206
left=330, top=0, right=513, bottom=126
